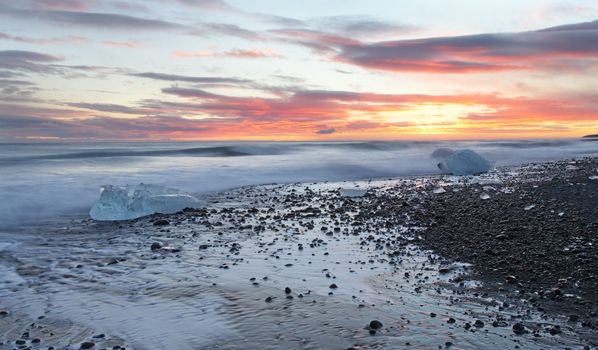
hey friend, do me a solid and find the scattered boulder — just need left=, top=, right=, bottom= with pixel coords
left=369, top=320, right=383, bottom=330
left=153, top=219, right=170, bottom=226
left=512, top=322, right=526, bottom=335
left=80, top=342, right=95, bottom=349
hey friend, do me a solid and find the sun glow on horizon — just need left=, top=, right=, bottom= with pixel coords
left=0, top=0, right=596, bottom=141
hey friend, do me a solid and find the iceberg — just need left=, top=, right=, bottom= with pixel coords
left=438, top=149, right=494, bottom=176
left=90, top=183, right=201, bottom=221
left=430, top=148, right=455, bottom=160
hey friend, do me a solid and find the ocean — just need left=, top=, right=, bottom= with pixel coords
left=1, top=139, right=597, bottom=229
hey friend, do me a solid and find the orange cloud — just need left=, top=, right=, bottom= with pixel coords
left=101, top=40, right=142, bottom=49
left=27, top=87, right=590, bottom=140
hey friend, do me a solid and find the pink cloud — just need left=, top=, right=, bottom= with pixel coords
left=171, top=48, right=282, bottom=59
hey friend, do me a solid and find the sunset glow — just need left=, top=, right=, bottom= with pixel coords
left=1, top=0, right=597, bottom=140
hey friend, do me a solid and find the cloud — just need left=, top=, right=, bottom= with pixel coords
left=131, top=72, right=251, bottom=84
left=221, top=48, right=282, bottom=58
left=0, top=50, right=63, bottom=74
left=0, top=32, right=90, bottom=45
left=269, top=18, right=598, bottom=73
left=0, top=3, right=263, bottom=40
left=0, top=79, right=35, bottom=86
left=0, top=78, right=39, bottom=98
left=161, top=87, right=224, bottom=99
left=3, top=86, right=597, bottom=139
left=35, top=0, right=94, bottom=11
left=334, top=19, right=598, bottom=73
left=1, top=6, right=183, bottom=30
left=0, top=105, right=215, bottom=139
left=0, top=50, right=61, bottom=62
left=101, top=40, right=142, bottom=48
left=171, top=48, right=282, bottom=59
left=271, top=28, right=360, bottom=54
left=315, top=128, right=335, bottom=134
left=189, top=22, right=265, bottom=40
left=0, top=31, right=143, bottom=49
left=172, top=0, right=304, bottom=27
left=310, top=15, right=416, bottom=38
left=159, top=85, right=598, bottom=135
left=173, top=0, right=236, bottom=12
left=0, top=71, right=18, bottom=78
left=66, top=102, right=149, bottom=114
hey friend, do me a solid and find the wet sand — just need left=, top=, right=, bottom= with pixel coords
left=1, top=157, right=597, bottom=349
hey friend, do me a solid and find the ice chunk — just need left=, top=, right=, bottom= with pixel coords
left=480, top=192, right=491, bottom=200
left=432, top=187, right=446, bottom=194
left=438, top=149, right=494, bottom=176
left=589, top=175, right=598, bottom=180
left=90, top=183, right=201, bottom=221
left=430, top=148, right=455, bottom=160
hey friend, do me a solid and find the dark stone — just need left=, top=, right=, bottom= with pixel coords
left=505, top=275, right=517, bottom=284
left=80, top=341, right=95, bottom=349
left=369, top=320, right=383, bottom=330
left=512, top=322, right=526, bottom=335
left=474, top=320, right=484, bottom=328
left=284, top=287, right=292, bottom=294
left=439, top=266, right=451, bottom=274
left=150, top=242, right=162, bottom=251
left=329, top=283, right=338, bottom=289
left=153, top=219, right=170, bottom=226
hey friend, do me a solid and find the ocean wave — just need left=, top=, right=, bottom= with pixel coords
left=477, top=140, right=573, bottom=148
left=0, top=142, right=423, bottom=165
left=0, top=146, right=267, bottom=164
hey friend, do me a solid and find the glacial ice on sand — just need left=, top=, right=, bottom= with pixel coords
left=90, top=184, right=201, bottom=221
left=437, top=149, right=494, bottom=176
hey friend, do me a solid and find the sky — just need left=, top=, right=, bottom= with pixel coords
left=0, top=0, right=597, bottom=141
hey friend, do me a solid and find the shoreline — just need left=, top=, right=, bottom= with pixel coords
left=0, top=156, right=597, bottom=349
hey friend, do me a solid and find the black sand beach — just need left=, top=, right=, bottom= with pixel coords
left=415, top=159, right=598, bottom=325
left=1, top=157, right=597, bottom=349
